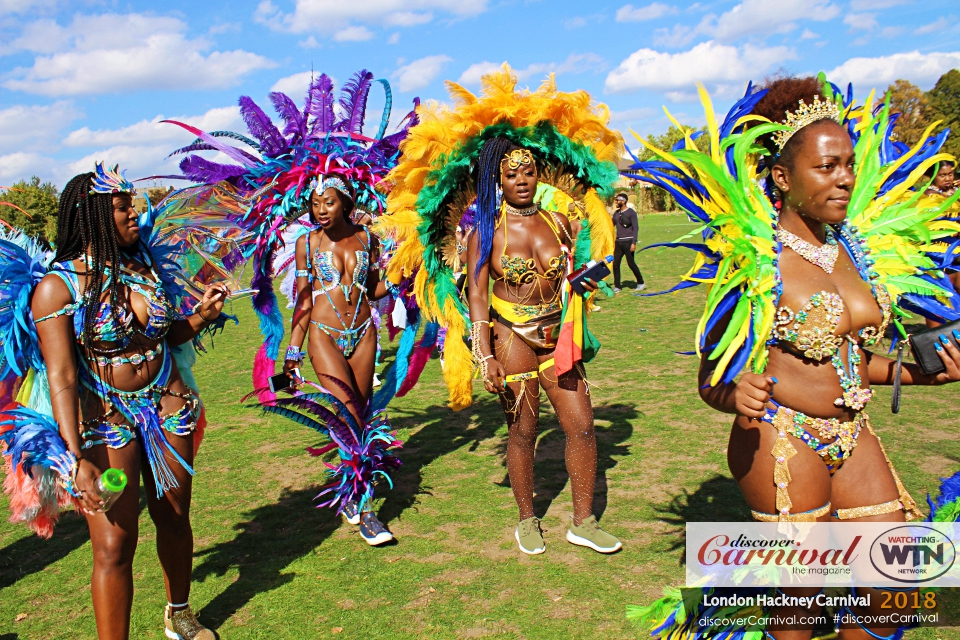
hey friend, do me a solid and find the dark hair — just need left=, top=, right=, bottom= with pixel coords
left=473, top=136, right=530, bottom=280
left=926, top=160, right=956, bottom=177
left=53, top=173, right=130, bottom=347
left=615, top=193, right=628, bottom=200
left=752, top=75, right=836, bottom=170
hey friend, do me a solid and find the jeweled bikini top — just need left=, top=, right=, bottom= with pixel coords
left=495, top=208, right=567, bottom=286
left=771, top=285, right=892, bottom=360
left=36, top=257, right=176, bottom=347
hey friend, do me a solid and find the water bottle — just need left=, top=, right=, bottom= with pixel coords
left=96, top=468, right=128, bottom=512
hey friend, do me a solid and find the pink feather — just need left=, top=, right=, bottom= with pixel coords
left=253, top=345, right=277, bottom=403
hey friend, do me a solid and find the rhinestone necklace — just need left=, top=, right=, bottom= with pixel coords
left=776, top=225, right=839, bottom=274
left=504, top=202, right=538, bottom=217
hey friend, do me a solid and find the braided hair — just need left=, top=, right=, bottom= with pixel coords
left=473, top=136, right=528, bottom=281
left=53, top=172, right=131, bottom=347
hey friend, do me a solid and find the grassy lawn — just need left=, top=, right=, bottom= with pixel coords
left=1, top=212, right=958, bottom=639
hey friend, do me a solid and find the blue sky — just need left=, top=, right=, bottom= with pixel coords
left=1, top=0, right=958, bottom=188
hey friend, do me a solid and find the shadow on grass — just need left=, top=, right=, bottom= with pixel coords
left=0, top=512, right=87, bottom=590
left=377, top=396, right=505, bottom=525
left=192, top=487, right=338, bottom=630
left=654, top=474, right=751, bottom=563
left=482, top=402, right=636, bottom=521
left=525, top=403, right=635, bottom=520
left=0, top=492, right=149, bottom=590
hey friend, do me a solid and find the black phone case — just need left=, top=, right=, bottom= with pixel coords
left=908, top=319, right=960, bottom=375
left=569, top=262, right=611, bottom=295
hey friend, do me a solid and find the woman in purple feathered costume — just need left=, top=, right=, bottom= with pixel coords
left=167, top=70, right=421, bottom=546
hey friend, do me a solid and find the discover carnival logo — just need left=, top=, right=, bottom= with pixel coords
left=686, top=522, right=960, bottom=587
left=869, top=525, right=957, bottom=584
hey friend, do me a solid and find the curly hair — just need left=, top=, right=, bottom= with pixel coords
left=52, top=173, right=131, bottom=348
left=752, top=75, right=834, bottom=168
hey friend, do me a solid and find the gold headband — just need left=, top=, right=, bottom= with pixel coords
left=503, top=148, right=534, bottom=169
left=770, top=95, right=842, bottom=151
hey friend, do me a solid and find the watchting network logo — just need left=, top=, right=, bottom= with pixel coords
left=869, top=525, right=957, bottom=584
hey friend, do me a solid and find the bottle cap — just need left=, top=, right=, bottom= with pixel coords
left=101, top=468, right=128, bottom=493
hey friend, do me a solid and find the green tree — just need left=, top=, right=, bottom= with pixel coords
left=0, top=176, right=59, bottom=242
left=886, top=79, right=930, bottom=147
left=634, top=125, right=703, bottom=212
left=924, top=69, right=960, bottom=158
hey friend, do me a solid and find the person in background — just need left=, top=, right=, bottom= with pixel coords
left=925, top=159, right=957, bottom=197
left=611, top=193, right=645, bottom=292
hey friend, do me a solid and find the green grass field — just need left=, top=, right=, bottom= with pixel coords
left=1, top=213, right=958, bottom=639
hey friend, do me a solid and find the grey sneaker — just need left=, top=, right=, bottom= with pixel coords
left=359, top=512, right=393, bottom=546
left=635, top=283, right=647, bottom=291
left=342, top=500, right=361, bottom=525
left=164, top=605, right=215, bottom=640
left=566, top=515, right=622, bottom=553
left=515, top=516, right=545, bottom=555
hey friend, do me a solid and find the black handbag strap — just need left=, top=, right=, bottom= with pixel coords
left=891, top=339, right=905, bottom=414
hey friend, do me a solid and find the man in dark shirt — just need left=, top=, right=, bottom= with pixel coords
left=611, top=193, right=645, bottom=292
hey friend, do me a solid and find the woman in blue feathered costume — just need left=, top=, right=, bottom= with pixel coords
left=4, top=165, right=227, bottom=640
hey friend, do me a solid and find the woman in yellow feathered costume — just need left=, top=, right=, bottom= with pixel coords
left=377, top=64, right=624, bottom=555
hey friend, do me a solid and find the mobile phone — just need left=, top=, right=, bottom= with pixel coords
left=567, top=259, right=612, bottom=295
left=269, top=369, right=300, bottom=393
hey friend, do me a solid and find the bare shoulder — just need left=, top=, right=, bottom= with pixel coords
left=32, top=272, right=74, bottom=318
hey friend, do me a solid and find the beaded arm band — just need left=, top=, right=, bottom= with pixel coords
left=285, top=345, right=305, bottom=363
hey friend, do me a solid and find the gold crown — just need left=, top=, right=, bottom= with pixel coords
left=770, top=95, right=842, bottom=151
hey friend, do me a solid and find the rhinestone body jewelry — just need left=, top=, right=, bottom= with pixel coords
left=777, top=226, right=839, bottom=274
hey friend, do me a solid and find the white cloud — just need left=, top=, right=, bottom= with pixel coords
left=270, top=70, right=323, bottom=97
left=299, top=35, right=320, bottom=47
left=63, top=106, right=242, bottom=149
left=334, top=25, right=374, bottom=41
left=3, top=13, right=275, bottom=96
left=393, top=54, right=452, bottom=92
left=457, top=53, right=605, bottom=86
left=800, top=28, right=819, bottom=40
left=850, top=0, right=910, bottom=9
left=616, top=3, right=675, bottom=22
left=384, top=11, right=432, bottom=26
left=0, top=152, right=52, bottom=185
left=387, top=31, right=400, bottom=44
left=914, top=17, right=949, bottom=35
left=0, top=0, right=57, bottom=16
left=605, top=41, right=793, bottom=93
left=0, top=101, right=81, bottom=150
left=254, top=0, right=488, bottom=35
left=844, top=12, right=878, bottom=31
left=457, top=61, right=503, bottom=86
left=705, top=0, right=840, bottom=41
left=565, top=16, right=587, bottom=29
left=827, top=50, right=960, bottom=90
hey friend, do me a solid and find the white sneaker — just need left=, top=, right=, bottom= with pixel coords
left=590, top=304, right=601, bottom=312
left=613, top=287, right=621, bottom=293
left=635, top=284, right=646, bottom=291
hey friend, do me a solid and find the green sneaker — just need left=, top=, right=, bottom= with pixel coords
left=515, top=516, right=545, bottom=555
left=566, top=515, right=622, bottom=553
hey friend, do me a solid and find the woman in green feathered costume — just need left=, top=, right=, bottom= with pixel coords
left=624, top=75, right=960, bottom=640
